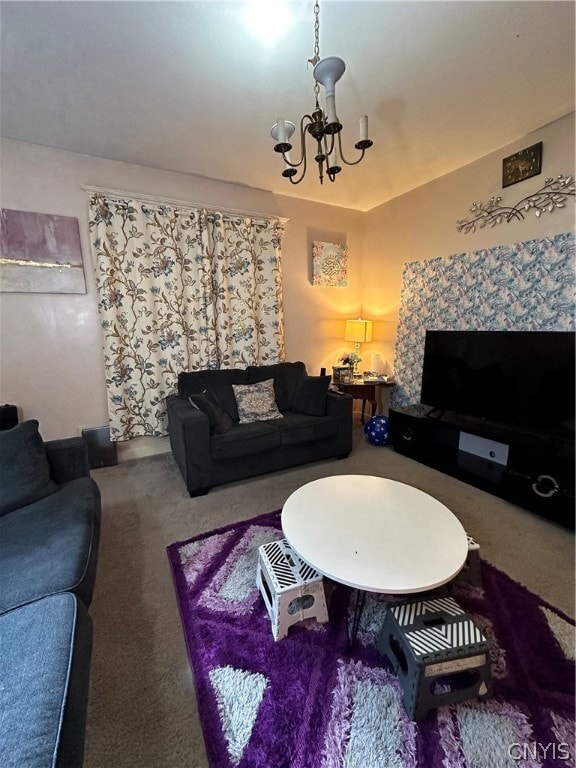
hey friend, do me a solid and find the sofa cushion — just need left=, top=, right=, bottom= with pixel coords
left=268, top=411, right=338, bottom=446
left=178, top=369, right=250, bottom=420
left=201, top=369, right=251, bottom=420
left=177, top=369, right=209, bottom=398
left=0, top=420, right=57, bottom=517
left=292, top=375, right=331, bottom=417
left=0, top=592, right=92, bottom=768
left=232, top=379, right=283, bottom=424
left=189, top=393, right=234, bottom=435
left=247, top=362, right=307, bottom=411
left=45, top=437, right=90, bottom=484
left=210, top=421, right=281, bottom=461
left=0, top=477, right=101, bottom=614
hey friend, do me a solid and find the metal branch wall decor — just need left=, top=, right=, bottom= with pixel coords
left=456, top=174, right=575, bottom=234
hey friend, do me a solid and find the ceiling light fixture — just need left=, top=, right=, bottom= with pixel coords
left=270, top=1, right=373, bottom=186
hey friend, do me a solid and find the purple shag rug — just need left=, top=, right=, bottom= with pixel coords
left=167, top=510, right=575, bottom=768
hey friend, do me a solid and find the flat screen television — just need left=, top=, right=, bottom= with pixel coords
left=420, top=330, right=575, bottom=436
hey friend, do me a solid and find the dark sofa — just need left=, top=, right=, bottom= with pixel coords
left=0, top=420, right=101, bottom=768
left=167, top=361, right=353, bottom=496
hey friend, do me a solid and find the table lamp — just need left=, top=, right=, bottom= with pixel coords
left=344, top=318, right=373, bottom=357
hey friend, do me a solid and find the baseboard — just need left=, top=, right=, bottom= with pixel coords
left=116, top=436, right=171, bottom=462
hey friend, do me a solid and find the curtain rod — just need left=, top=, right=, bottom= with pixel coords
left=81, top=185, right=289, bottom=224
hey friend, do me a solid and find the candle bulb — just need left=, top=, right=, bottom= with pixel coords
left=360, top=115, right=368, bottom=142
left=326, top=95, right=337, bottom=125
left=276, top=118, right=287, bottom=144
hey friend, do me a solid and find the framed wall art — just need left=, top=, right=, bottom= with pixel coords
left=312, top=241, right=348, bottom=287
left=0, top=208, right=86, bottom=293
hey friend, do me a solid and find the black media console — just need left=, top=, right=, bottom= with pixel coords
left=389, top=404, right=575, bottom=529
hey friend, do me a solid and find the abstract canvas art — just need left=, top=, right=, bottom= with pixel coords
left=0, top=208, right=86, bottom=293
left=312, top=241, right=348, bottom=286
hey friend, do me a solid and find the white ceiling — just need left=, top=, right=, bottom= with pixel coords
left=1, top=1, right=574, bottom=211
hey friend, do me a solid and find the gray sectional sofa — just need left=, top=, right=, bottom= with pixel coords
left=167, top=361, right=353, bottom=496
left=0, top=420, right=101, bottom=768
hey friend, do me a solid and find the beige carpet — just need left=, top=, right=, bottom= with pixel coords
left=83, top=426, right=575, bottom=768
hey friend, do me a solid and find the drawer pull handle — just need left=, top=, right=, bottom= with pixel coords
left=531, top=474, right=559, bottom=499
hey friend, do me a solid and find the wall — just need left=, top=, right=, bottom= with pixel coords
left=0, top=140, right=364, bottom=457
left=360, top=112, right=575, bottom=375
left=1, top=113, right=573, bottom=458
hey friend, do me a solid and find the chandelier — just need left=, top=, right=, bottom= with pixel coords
left=270, top=1, right=373, bottom=185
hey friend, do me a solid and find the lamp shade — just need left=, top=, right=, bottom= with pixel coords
left=313, top=56, right=346, bottom=94
left=344, top=318, right=373, bottom=343
left=271, top=120, right=296, bottom=143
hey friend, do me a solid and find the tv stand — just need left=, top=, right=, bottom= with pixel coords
left=389, top=405, right=575, bottom=529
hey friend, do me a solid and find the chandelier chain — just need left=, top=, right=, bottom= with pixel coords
left=313, top=1, right=320, bottom=63
left=313, top=2, right=320, bottom=100
left=308, top=0, right=321, bottom=105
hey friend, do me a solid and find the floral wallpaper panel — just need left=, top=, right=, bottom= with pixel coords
left=391, top=232, right=575, bottom=407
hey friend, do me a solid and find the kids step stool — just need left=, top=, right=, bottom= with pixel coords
left=256, top=538, right=329, bottom=641
left=454, top=534, right=482, bottom=587
left=377, top=595, right=492, bottom=721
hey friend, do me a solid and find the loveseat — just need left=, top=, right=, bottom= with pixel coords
left=0, top=420, right=101, bottom=768
left=167, top=361, right=353, bottom=496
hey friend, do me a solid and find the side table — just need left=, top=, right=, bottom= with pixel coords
left=336, top=380, right=395, bottom=423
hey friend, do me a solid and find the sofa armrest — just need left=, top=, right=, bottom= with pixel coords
left=326, top=391, right=353, bottom=456
left=45, top=437, right=90, bottom=485
left=166, top=394, right=213, bottom=494
left=0, top=593, right=93, bottom=768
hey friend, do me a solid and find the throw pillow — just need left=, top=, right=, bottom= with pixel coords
left=247, top=362, right=307, bottom=411
left=201, top=369, right=250, bottom=421
left=178, top=370, right=250, bottom=421
left=232, top=379, right=283, bottom=424
left=189, top=392, right=234, bottom=435
left=292, top=375, right=331, bottom=417
left=0, top=419, right=58, bottom=516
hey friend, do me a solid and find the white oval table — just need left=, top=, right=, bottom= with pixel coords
left=281, top=475, right=469, bottom=644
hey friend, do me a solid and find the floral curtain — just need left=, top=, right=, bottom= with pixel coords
left=88, top=193, right=285, bottom=441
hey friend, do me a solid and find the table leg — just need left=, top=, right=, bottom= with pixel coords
left=349, top=589, right=367, bottom=649
left=361, top=399, right=377, bottom=423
